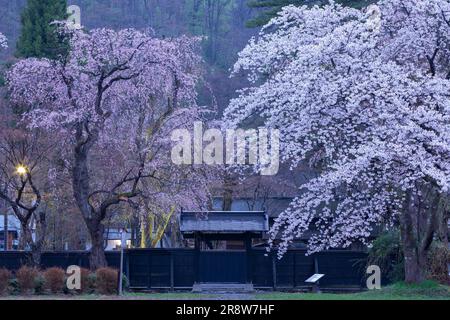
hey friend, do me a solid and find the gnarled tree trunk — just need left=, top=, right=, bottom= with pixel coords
left=87, top=221, right=107, bottom=270
left=72, top=123, right=108, bottom=270
left=72, top=121, right=142, bottom=270
left=401, top=187, right=440, bottom=283
left=402, top=236, right=428, bottom=283
left=18, top=211, right=46, bottom=267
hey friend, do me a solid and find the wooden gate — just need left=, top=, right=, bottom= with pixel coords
left=199, top=251, right=247, bottom=283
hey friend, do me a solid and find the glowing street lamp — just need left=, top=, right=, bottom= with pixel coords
left=16, top=165, right=28, bottom=176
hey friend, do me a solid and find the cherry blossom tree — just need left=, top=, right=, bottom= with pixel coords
left=1, top=33, right=53, bottom=264
left=225, top=0, right=450, bottom=283
left=105, top=79, right=215, bottom=248
left=0, top=116, right=53, bottom=266
left=0, top=33, right=6, bottom=48
left=8, top=28, right=208, bottom=269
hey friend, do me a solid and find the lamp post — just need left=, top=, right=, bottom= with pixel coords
left=1, top=187, right=7, bottom=251
left=118, top=228, right=126, bottom=296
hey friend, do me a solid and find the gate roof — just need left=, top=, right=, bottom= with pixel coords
left=180, top=211, right=269, bottom=235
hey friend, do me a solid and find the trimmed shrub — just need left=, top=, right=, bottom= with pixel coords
left=427, top=243, right=450, bottom=285
left=16, top=266, right=39, bottom=294
left=80, top=268, right=96, bottom=294
left=0, top=268, right=12, bottom=295
left=34, top=273, right=45, bottom=295
left=95, top=267, right=118, bottom=295
left=8, top=278, right=19, bottom=295
left=43, top=267, right=66, bottom=294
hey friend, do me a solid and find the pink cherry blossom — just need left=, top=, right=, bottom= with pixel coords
left=0, top=33, right=7, bottom=48
left=7, top=27, right=212, bottom=268
left=225, top=0, right=450, bottom=258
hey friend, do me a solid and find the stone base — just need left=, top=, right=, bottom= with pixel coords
left=192, top=283, right=255, bottom=294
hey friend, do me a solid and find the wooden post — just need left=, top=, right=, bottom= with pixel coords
left=170, top=253, right=174, bottom=291
left=313, top=255, right=321, bottom=293
left=147, top=253, right=152, bottom=289
left=245, top=233, right=252, bottom=284
left=125, top=251, right=130, bottom=281
left=293, top=253, right=297, bottom=289
left=194, top=232, right=201, bottom=284
left=314, top=255, right=319, bottom=274
left=272, top=254, right=277, bottom=291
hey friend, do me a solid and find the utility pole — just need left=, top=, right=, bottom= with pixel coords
left=3, top=209, right=7, bottom=251
left=2, top=202, right=7, bottom=251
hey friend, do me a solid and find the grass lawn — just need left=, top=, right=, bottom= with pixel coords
left=256, top=281, right=450, bottom=300
left=1, top=281, right=448, bottom=300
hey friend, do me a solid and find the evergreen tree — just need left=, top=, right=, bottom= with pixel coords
left=16, top=0, right=68, bottom=59
left=246, top=0, right=374, bottom=27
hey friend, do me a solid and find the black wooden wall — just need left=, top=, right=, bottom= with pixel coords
left=0, top=249, right=367, bottom=289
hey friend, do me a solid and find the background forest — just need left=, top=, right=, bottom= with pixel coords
left=0, top=0, right=261, bottom=257
left=0, top=0, right=257, bottom=114
left=0, top=0, right=325, bottom=256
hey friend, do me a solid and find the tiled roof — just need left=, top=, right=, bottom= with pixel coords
left=180, top=211, right=269, bottom=233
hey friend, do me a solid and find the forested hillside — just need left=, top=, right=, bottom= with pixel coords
left=0, top=0, right=261, bottom=254
left=0, top=0, right=257, bottom=112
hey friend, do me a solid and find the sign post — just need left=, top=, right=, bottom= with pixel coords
left=305, top=274, right=325, bottom=293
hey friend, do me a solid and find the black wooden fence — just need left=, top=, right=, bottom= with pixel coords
left=0, top=251, right=120, bottom=270
left=249, top=250, right=367, bottom=288
left=0, top=249, right=367, bottom=289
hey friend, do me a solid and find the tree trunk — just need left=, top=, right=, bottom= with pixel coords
left=401, top=190, right=423, bottom=283
left=437, top=196, right=449, bottom=245
left=31, top=211, right=47, bottom=268
left=222, top=173, right=235, bottom=211
left=401, top=187, right=440, bottom=283
left=403, top=242, right=427, bottom=283
left=88, top=223, right=107, bottom=270
left=72, top=121, right=140, bottom=269
left=30, top=246, right=42, bottom=267
left=72, top=123, right=108, bottom=270
left=18, top=222, right=29, bottom=251
left=19, top=221, right=43, bottom=267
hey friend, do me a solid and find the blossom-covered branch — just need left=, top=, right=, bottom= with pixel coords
left=0, top=33, right=7, bottom=48
left=8, top=27, right=210, bottom=268
left=224, top=0, right=450, bottom=282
